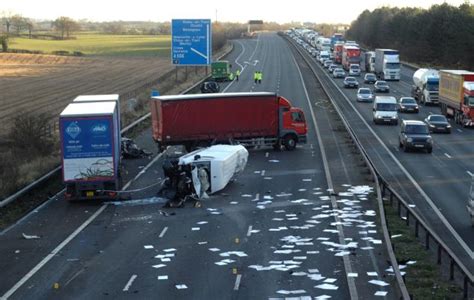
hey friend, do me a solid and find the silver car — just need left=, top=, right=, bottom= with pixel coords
left=333, top=68, right=345, bottom=78
left=356, top=88, right=374, bottom=102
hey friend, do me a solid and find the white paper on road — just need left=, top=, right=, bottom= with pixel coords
left=274, top=210, right=286, bottom=213
left=298, top=188, right=307, bottom=191
left=315, top=283, right=338, bottom=290
left=315, top=295, right=332, bottom=300
left=369, top=280, right=390, bottom=287
left=191, top=227, right=200, bottom=231
left=407, top=260, right=417, bottom=265
left=198, top=241, right=208, bottom=245
left=144, top=245, right=154, bottom=249
left=367, top=272, right=378, bottom=276
left=375, top=291, right=388, bottom=296
left=219, top=251, right=248, bottom=257
left=308, top=274, right=325, bottom=281
left=152, top=264, right=167, bottom=269
left=209, top=248, right=220, bottom=252
left=157, top=275, right=168, bottom=280
left=175, top=284, right=188, bottom=289
left=292, top=272, right=307, bottom=276
left=347, top=273, right=358, bottom=277
left=264, top=177, right=273, bottom=180
left=302, top=178, right=312, bottom=181
left=230, top=201, right=238, bottom=205
left=22, top=233, right=40, bottom=239
left=323, top=278, right=337, bottom=283
left=161, top=258, right=171, bottom=262
left=241, top=194, right=253, bottom=197
left=197, top=221, right=208, bottom=225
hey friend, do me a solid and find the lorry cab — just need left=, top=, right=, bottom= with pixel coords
left=463, top=82, right=474, bottom=126
left=279, top=96, right=307, bottom=150
left=373, top=96, right=399, bottom=125
left=211, top=60, right=231, bottom=81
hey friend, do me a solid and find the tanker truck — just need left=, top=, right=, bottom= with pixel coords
left=439, top=70, right=474, bottom=127
left=411, top=69, right=439, bottom=105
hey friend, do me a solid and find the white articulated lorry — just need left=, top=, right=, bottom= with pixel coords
left=375, top=49, right=400, bottom=80
left=411, top=69, right=439, bottom=105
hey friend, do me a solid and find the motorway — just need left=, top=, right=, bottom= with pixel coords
left=0, top=33, right=402, bottom=299
left=288, top=36, right=474, bottom=268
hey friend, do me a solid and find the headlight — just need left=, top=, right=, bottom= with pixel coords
left=447, top=124, right=451, bottom=128
left=400, top=106, right=405, bottom=109
left=377, top=115, right=383, bottom=119
left=392, top=115, right=398, bottom=119
left=407, top=138, right=413, bottom=142
left=427, top=138, right=433, bottom=143
left=429, top=124, right=435, bottom=127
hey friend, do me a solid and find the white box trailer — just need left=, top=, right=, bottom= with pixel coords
left=59, top=101, right=121, bottom=200
left=73, top=94, right=121, bottom=144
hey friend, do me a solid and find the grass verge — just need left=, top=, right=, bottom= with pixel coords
left=384, top=201, right=463, bottom=299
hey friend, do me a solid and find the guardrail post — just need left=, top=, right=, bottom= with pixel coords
left=405, top=209, right=410, bottom=226
left=381, top=183, right=386, bottom=198
left=415, top=220, right=419, bottom=237
left=397, top=200, right=402, bottom=217
left=425, top=231, right=430, bottom=250
left=450, top=259, right=455, bottom=280
left=437, top=245, right=442, bottom=265
left=463, top=276, right=468, bottom=299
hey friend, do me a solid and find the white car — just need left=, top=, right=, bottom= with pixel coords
left=349, top=64, right=361, bottom=76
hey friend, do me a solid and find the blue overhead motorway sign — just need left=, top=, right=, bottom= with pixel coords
left=172, top=19, right=212, bottom=65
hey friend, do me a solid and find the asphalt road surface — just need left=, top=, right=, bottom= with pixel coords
left=289, top=36, right=473, bottom=269
left=0, top=33, right=407, bottom=299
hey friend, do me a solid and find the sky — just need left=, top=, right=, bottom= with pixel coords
left=0, top=0, right=468, bottom=24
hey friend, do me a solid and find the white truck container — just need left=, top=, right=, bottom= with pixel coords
left=411, top=69, right=439, bottom=105
left=316, top=37, right=331, bottom=51
left=364, top=51, right=375, bottom=73
left=375, top=49, right=400, bottom=80
left=59, top=102, right=121, bottom=200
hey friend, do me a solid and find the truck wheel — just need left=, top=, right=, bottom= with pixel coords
left=283, top=135, right=297, bottom=151
left=273, top=141, right=281, bottom=151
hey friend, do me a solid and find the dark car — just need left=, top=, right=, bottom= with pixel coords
left=200, top=81, right=220, bottom=93
left=343, top=76, right=359, bottom=88
left=399, top=120, right=433, bottom=153
left=364, top=73, right=377, bottom=84
left=424, top=114, right=452, bottom=133
left=374, top=80, right=390, bottom=93
left=398, top=97, right=419, bottom=113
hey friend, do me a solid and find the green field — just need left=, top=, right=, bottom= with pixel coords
left=9, top=33, right=171, bottom=57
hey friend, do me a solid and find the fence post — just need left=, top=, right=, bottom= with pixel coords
left=425, top=231, right=430, bottom=250
left=415, top=220, right=419, bottom=237
left=437, top=245, right=442, bottom=265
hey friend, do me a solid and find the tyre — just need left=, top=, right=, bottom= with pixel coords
left=283, top=135, right=297, bottom=151
left=427, top=147, right=433, bottom=154
left=403, top=144, right=409, bottom=152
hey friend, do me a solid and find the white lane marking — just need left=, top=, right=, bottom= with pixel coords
left=223, top=35, right=260, bottom=93
left=444, top=153, right=452, bottom=159
left=1, top=204, right=107, bottom=299
left=291, top=54, right=359, bottom=300
left=457, top=129, right=463, bottom=133
left=159, top=227, right=169, bottom=238
left=467, top=171, right=474, bottom=177
left=1, top=151, right=164, bottom=299
left=233, top=274, right=242, bottom=291
left=123, top=274, right=138, bottom=292
left=247, top=225, right=253, bottom=237
left=319, top=55, right=474, bottom=258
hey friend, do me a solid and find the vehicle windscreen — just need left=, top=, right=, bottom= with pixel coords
left=401, top=98, right=416, bottom=104
left=429, top=116, right=446, bottom=122
left=386, top=63, right=400, bottom=69
left=377, top=82, right=388, bottom=87
left=376, top=103, right=397, bottom=111
left=406, top=125, right=429, bottom=134
left=467, top=96, right=474, bottom=106
left=359, top=89, right=371, bottom=94
left=426, top=83, right=439, bottom=91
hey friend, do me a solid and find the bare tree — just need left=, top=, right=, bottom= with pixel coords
left=26, top=19, right=34, bottom=38
left=52, top=16, right=79, bottom=39
left=11, top=14, right=27, bottom=35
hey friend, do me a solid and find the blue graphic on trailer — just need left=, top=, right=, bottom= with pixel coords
left=172, top=19, right=212, bottom=65
left=62, top=119, right=113, bottom=159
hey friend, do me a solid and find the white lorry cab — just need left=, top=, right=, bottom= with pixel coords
left=373, top=96, right=399, bottom=125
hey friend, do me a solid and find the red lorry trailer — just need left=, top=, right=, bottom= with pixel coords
left=333, top=43, right=344, bottom=64
left=342, top=45, right=361, bottom=71
left=150, top=92, right=308, bottom=152
left=439, top=70, right=474, bottom=127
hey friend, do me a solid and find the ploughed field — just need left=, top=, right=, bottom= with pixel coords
left=0, top=53, right=172, bottom=134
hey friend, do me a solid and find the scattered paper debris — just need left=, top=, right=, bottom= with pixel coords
left=175, top=284, right=188, bottom=289
left=347, top=273, right=358, bottom=277
left=152, top=264, right=167, bottom=269
left=192, top=227, right=200, bottom=231
left=391, top=234, right=402, bottom=239
left=157, top=275, right=168, bottom=280
left=22, top=233, right=40, bottom=240
left=367, top=272, right=378, bottom=277
left=209, top=248, right=220, bottom=252
left=375, top=291, right=388, bottom=296
left=198, top=241, right=208, bottom=245
left=315, top=283, right=338, bottom=290
left=144, top=245, right=154, bottom=249
left=369, top=280, right=389, bottom=287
